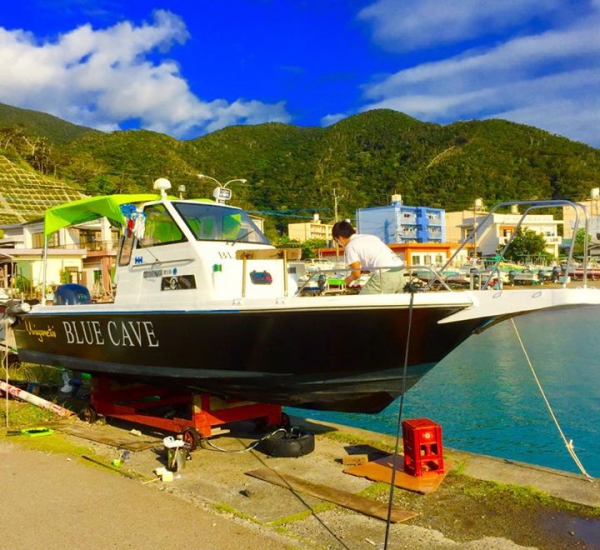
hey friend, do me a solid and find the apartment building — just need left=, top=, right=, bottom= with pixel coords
left=356, top=195, right=445, bottom=244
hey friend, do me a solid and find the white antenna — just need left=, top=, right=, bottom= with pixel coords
left=153, top=178, right=172, bottom=199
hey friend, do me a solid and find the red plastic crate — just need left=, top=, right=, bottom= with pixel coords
left=402, top=418, right=445, bottom=477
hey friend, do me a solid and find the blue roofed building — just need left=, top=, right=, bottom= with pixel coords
left=356, top=195, right=445, bottom=244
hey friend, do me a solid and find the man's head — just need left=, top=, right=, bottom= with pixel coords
left=332, top=220, right=355, bottom=246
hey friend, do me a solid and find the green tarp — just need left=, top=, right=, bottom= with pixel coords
left=44, top=194, right=160, bottom=236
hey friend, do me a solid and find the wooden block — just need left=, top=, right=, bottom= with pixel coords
left=236, top=248, right=302, bottom=260
left=342, top=454, right=369, bottom=466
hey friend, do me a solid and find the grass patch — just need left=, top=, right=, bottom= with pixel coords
left=268, top=502, right=336, bottom=526
left=4, top=427, right=91, bottom=457
left=3, top=362, right=64, bottom=385
left=462, top=479, right=553, bottom=504
left=357, top=481, right=390, bottom=500
left=213, top=503, right=261, bottom=523
left=269, top=509, right=314, bottom=525
left=0, top=398, right=57, bottom=426
left=448, top=456, right=467, bottom=475
left=317, top=429, right=398, bottom=454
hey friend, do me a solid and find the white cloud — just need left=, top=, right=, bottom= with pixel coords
left=321, top=113, right=347, bottom=127
left=359, top=0, right=570, bottom=51
left=0, top=10, right=291, bottom=138
left=360, top=9, right=600, bottom=146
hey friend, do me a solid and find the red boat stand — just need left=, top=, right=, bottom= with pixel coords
left=81, top=376, right=284, bottom=450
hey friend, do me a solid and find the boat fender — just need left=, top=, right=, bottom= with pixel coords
left=256, top=428, right=315, bottom=458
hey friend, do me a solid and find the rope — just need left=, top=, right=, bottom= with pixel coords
left=200, top=428, right=288, bottom=454
left=510, top=318, right=594, bottom=481
left=384, top=291, right=415, bottom=549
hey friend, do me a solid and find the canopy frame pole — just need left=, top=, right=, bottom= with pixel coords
left=41, top=234, right=48, bottom=305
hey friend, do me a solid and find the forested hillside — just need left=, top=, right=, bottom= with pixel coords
left=1, top=103, right=599, bottom=235
left=0, top=102, right=98, bottom=144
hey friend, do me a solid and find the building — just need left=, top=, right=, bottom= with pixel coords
left=562, top=188, right=600, bottom=243
left=288, top=214, right=332, bottom=243
left=356, top=195, right=445, bottom=244
left=316, top=242, right=467, bottom=268
left=446, top=207, right=562, bottom=258
left=0, top=218, right=118, bottom=300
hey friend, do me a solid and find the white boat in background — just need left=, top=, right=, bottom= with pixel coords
left=9, top=184, right=600, bottom=414
left=304, top=258, right=337, bottom=272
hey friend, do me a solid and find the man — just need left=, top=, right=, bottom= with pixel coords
left=332, top=220, right=406, bottom=294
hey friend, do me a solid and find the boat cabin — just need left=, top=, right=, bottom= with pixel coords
left=113, top=197, right=303, bottom=305
left=42, top=186, right=301, bottom=307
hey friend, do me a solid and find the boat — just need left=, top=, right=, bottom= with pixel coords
left=9, top=182, right=600, bottom=414
left=568, top=262, right=600, bottom=281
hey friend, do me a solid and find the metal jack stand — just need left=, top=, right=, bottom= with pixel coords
left=80, top=376, right=284, bottom=450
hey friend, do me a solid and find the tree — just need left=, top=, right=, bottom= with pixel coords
left=275, top=236, right=328, bottom=259
left=573, top=228, right=593, bottom=257
left=500, top=228, right=553, bottom=262
left=62, top=152, right=108, bottom=187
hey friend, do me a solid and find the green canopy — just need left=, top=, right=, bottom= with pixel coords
left=44, top=194, right=160, bottom=236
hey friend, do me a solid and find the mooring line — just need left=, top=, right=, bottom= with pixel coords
left=510, top=318, right=593, bottom=481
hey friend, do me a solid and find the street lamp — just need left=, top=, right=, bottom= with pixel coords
left=197, top=174, right=248, bottom=204
left=473, top=198, right=483, bottom=260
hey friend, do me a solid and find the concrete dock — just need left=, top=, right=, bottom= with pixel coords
left=1, top=414, right=599, bottom=549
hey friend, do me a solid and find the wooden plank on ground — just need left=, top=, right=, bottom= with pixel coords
left=246, top=468, right=418, bottom=523
left=344, top=454, right=451, bottom=494
left=55, top=424, right=160, bottom=451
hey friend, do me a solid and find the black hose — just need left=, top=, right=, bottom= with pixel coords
left=383, top=290, right=415, bottom=549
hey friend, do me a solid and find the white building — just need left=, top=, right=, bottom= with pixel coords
left=0, top=219, right=118, bottom=299
left=288, top=214, right=332, bottom=243
left=562, top=188, right=600, bottom=242
left=446, top=210, right=562, bottom=259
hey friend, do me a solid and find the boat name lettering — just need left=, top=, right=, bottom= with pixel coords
left=24, top=321, right=57, bottom=342
left=143, top=269, right=163, bottom=279
left=218, top=251, right=234, bottom=259
left=62, top=320, right=160, bottom=348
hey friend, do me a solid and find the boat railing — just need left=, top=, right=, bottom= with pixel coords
left=433, top=199, right=591, bottom=291
left=296, top=199, right=591, bottom=296
left=294, top=264, right=456, bottom=296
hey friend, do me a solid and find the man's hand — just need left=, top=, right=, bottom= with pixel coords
left=344, top=261, right=362, bottom=286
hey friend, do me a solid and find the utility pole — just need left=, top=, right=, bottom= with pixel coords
left=333, top=188, right=339, bottom=221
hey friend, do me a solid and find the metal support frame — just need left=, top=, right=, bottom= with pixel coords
left=89, top=376, right=283, bottom=439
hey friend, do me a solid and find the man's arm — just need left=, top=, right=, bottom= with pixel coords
left=344, top=261, right=362, bottom=286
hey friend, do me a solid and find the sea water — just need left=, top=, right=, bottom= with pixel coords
left=289, top=305, right=600, bottom=477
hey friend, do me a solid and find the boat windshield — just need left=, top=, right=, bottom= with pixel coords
left=174, top=202, right=270, bottom=244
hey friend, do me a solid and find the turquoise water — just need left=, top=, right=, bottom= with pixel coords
left=289, top=305, right=600, bottom=477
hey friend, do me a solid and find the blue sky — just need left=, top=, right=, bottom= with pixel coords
left=0, top=0, right=599, bottom=146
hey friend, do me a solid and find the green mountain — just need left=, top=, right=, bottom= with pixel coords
left=0, top=102, right=98, bottom=144
left=1, top=104, right=599, bottom=234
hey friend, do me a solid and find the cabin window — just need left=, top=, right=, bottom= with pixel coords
left=138, top=204, right=184, bottom=247
left=174, top=202, right=270, bottom=245
left=118, top=234, right=134, bottom=266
